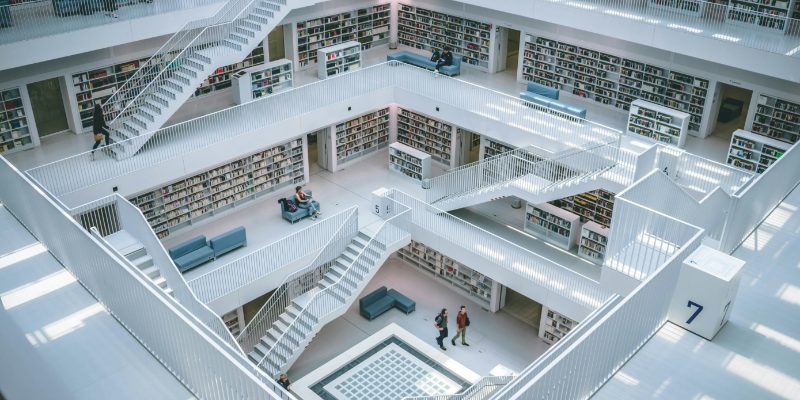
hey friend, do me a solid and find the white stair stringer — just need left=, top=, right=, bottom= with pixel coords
left=247, top=228, right=411, bottom=377
left=107, top=0, right=294, bottom=161
left=105, top=230, right=174, bottom=297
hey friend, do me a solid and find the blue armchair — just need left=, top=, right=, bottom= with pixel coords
left=280, top=190, right=320, bottom=224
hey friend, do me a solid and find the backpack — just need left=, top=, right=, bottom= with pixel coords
left=430, top=50, right=440, bottom=62
left=285, top=199, right=298, bottom=212
left=435, top=314, right=443, bottom=326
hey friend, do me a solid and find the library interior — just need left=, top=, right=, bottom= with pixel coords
left=1, top=1, right=800, bottom=400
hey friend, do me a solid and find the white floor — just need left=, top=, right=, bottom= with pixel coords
left=0, top=205, right=194, bottom=400
left=287, top=258, right=549, bottom=383
left=593, top=185, right=800, bottom=400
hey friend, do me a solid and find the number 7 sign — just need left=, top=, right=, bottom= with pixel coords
left=686, top=301, right=703, bottom=324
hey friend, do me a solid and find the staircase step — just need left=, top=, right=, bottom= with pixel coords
left=335, top=259, right=352, bottom=271
left=253, top=342, right=270, bottom=357
left=253, top=7, right=274, bottom=18
left=328, top=265, right=347, bottom=278
left=188, top=51, right=211, bottom=64
left=246, top=14, right=269, bottom=25
left=182, top=59, right=206, bottom=72
left=357, top=231, right=372, bottom=242
left=140, top=265, right=160, bottom=279
left=164, top=287, right=174, bottom=297
left=345, top=244, right=363, bottom=257
left=222, top=39, right=243, bottom=51
left=285, top=304, right=304, bottom=319
left=240, top=20, right=262, bottom=31
left=136, top=108, right=155, bottom=123
left=274, top=319, right=291, bottom=334
left=151, top=275, right=167, bottom=286
left=156, top=86, right=178, bottom=100
left=104, top=231, right=137, bottom=251
left=260, top=335, right=277, bottom=350
left=130, top=254, right=153, bottom=269
left=175, top=67, right=197, bottom=79
left=260, top=1, right=280, bottom=10
left=149, top=92, right=171, bottom=107
left=234, top=26, right=256, bottom=38
left=351, top=236, right=369, bottom=248
left=229, top=33, right=249, bottom=44
left=142, top=100, right=162, bottom=115
left=130, top=115, right=149, bottom=129
left=172, top=72, right=192, bottom=85
left=121, top=122, right=140, bottom=137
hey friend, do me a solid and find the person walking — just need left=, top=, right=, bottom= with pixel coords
left=276, top=373, right=292, bottom=391
left=451, top=305, right=469, bottom=347
left=91, top=104, right=111, bottom=161
left=435, top=47, right=453, bottom=76
left=434, top=308, right=448, bottom=351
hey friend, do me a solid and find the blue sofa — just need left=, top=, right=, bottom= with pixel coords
left=169, top=236, right=214, bottom=272
left=169, top=227, right=247, bottom=272
left=53, top=0, right=97, bottom=16
left=0, top=1, right=12, bottom=28
left=387, top=51, right=462, bottom=76
left=520, top=81, right=587, bottom=120
left=209, top=226, right=247, bottom=258
left=359, top=286, right=416, bottom=321
left=280, top=190, right=320, bottom=224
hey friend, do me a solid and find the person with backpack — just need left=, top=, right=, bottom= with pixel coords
left=435, top=47, right=453, bottom=75
left=434, top=308, right=448, bottom=351
left=451, top=305, right=469, bottom=347
left=90, top=104, right=111, bottom=161
left=295, top=186, right=321, bottom=221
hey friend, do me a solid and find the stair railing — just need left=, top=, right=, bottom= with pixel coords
left=255, top=207, right=411, bottom=376
left=237, top=206, right=359, bottom=355
left=402, top=375, right=515, bottom=400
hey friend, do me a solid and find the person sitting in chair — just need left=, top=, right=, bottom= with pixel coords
left=295, top=186, right=321, bottom=221
left=435, top=47, right=453, bottom=75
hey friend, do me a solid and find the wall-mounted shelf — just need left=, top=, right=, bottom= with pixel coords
left=579, top=221, right=609, bottom=264
left=540, top=306, right=579, bottom=344
left=727, top=129, right=790, bottom=174
left=752, top=93, right=800, bottom=145
left=389, top=142, right=431, bottom=182
left=317, top=41, right=362, bottom=79
left=398, top=239, right=500, bottom=311
left=335, top=107, right=391, bottom=166
left=232, top=59, right=293, bottom=105
left=550, top=189, right=616, bottom=228
left=524, top=202, right=580, bottom=251
left=296, top=4, right=390, bottom=70
left=0, top=87, right=32, bottom=155
left=627, top=99, right=690, bottom=148
left=128, top=137, right=306, bottom=240
left=397, top=107, right=455, bottom=167
left=397, top=3, right=493, bottom=70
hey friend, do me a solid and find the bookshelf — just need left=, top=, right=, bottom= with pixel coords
left=335, top=107, right=391, bottom=166
left=752, top=93, right=800, bottom=145
left=579, top=221, right=609, bottom=264
left=389, top=142, right=431, bottom=182
left=397, top=107, right=455, bottom=167
left=317, top=41, right=362, bottom=79
left=727, top=129, right=790, bottom=174
left=397, top=3, right=493, bottom=70
left=520, top=34, right=710, bottom=133
left=482, top=137, right=516, bottom=160
left=71, top=43, right=264, bottom=133
left=397, top=239, right=500, bottom=311
left=550, top=189, right=616, bottom=228
left=0, top=87, right=32, bottom=155
left=539, top=306, right=578, bottom=344
left=794, top=0, right=800, bottom=18
left=524, top=202, right=580, bottom=250
left=470, top=131, right=481, bottom=148
left=627, top=99, right=689, bottom=148
left=648, top=0, right=706, bottom=16
left=231, top=59, right=293, bottom=105
left=127, top=137, right=306, bottom=240
left=296, top=4, right=390, bottom=71
left=222, top=307, right=244, bottom=336
left=726, top=0, right=794, bottom=33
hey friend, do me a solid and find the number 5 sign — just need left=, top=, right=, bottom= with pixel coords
left=668, top=246, right=745, bottom=340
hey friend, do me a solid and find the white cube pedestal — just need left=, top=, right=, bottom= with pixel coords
left=668, top=245, right=746, bottom=340
left=372, top=188, right=392, bottom=218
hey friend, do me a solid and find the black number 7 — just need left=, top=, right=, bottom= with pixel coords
left=686, top=301, right=703, bottom=324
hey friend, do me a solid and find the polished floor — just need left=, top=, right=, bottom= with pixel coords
left=0, top=205, right=194, bottom=400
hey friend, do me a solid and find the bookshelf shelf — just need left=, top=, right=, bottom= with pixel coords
left=521, top=33, right=710, bottom=133
left=524, top=202, right=580, bottom=250
left=648, top=0, right=706, bottom=17
left=725, top=0, right=794, bottom=33
left=727, top=129, right=790, bottom=174
left=579, top=221, right=609, bottom=264
left=550, top=189, right=616, bottom=228
left=482, top=137, right=516, bottom=160
left=540, top=306, right=579, bottom=344
left=389, top=142, right=431, bottom=182
left=231, top=59, right=293, bottom=105
left=397, top=107, right=455, bottom=168
left=193, top=42, right=265, bottom=98
left=0, top=87, right=32, bottom=155
left=296, top=4, right=390, bottom=71
left=334, top=108, right=391, bottom=167
left=398, top=239, right=500, bottom=311
left=752, top=93, right=800, bottom=144
left=222, top=307, right=244, bottom=336
left=128, top=137, right=305, bottom=240
left=317, top=41, right=362, bottom=79
left=627, top=99, right=690, bottom=148
left=397, top=3, right=493, bottom=71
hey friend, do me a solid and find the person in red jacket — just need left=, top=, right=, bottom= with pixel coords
left=451, top=305, right=469, bottom=346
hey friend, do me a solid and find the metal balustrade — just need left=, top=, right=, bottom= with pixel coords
left=236, top=207, right=359, bottom=355
left=188, top=207, right=358, bottom=304
left=66, top=193, right=244, bottom=353
left=0, top=156, right=290, bottom=400
left=655, top=145, right=754, bottom=195
left=255, top=207, right=411, bottom=376
left=403, top=375, right=515, bottom=400
left=542, top=0, right=800, bottom=58
left=384, top=189, right=613, bottom=310
left=0, top=0, right=225, bottom=46
left=26, top=62, right=621, bottom=198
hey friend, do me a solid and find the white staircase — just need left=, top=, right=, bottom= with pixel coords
left=427, top=147, right=617, bottom=212
left=101, top=0, right=294, bottom=160
left=105, top=230, right=174, bottom=297
left=248, top=227, right=410, bottom=377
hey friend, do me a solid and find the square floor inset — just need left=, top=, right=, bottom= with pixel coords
left=323, top=343, right=462, bottom=400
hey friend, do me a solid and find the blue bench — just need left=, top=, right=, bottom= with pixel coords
left=169, top=227, right=247, bottom=272
left=520, top=82, right=587, bottom=120
left=387, top=51, right=462, bottom=76
left=280, top=190, right=320, bottom=224
left=359, top=286, right=416, bottom=321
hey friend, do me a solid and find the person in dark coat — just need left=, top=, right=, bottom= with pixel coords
left=435, top=47, right=453, bottom=74
left=91, top=103, right=111, bottom=160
